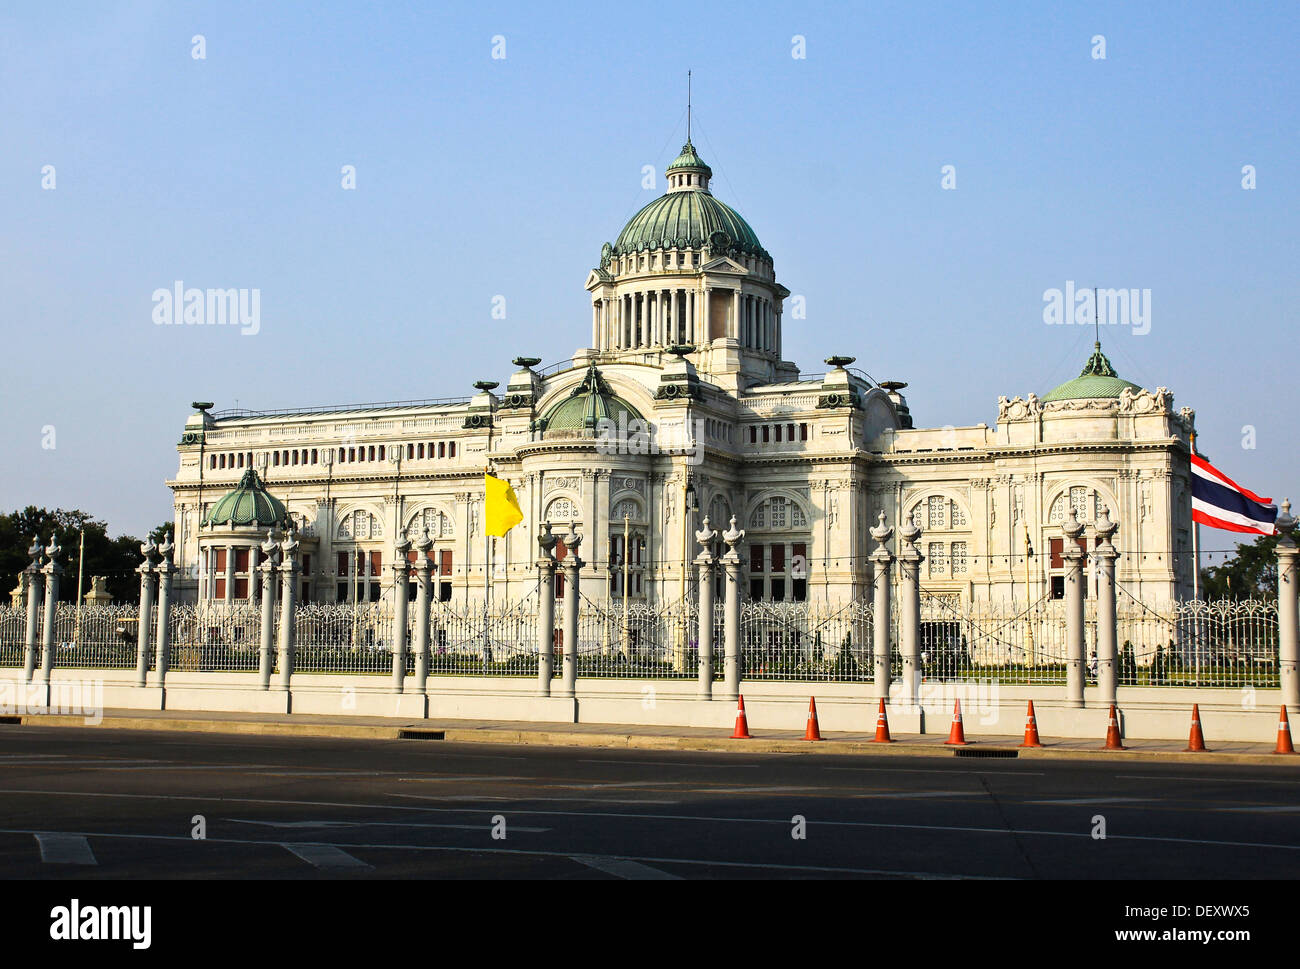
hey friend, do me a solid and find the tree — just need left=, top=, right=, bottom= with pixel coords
left=1200, top=533, right=1283, bottom=601
left=0, top=507, right=145, bottom=604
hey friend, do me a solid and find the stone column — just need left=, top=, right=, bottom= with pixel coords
left=897, top=520, right=924, bottom=708
left=39, top=537, right=64, bottom=684
left=721, top=516, right=745, bottom=702
left=413, top=528, right=432, bottom=693
left=276, top=534, right=299, bottom=691
left=1094, top=510, right=1120, bottom=706
left=391, top=532, right=411, bottom=693
left=559, top=526, right=583, bottom=699
left=134, top=541, right=157, bottom=687
left=258, top=531, right=280, bottom=690
left=151, top=540, right=175, bottom=688
left=536, top=523, right=557, bottom=696
left=224, top=544, right=234, bottom=602
left=731, top=289, right=740, bottom=341
left=23, top=541, right=43, bottom=684
left=1276, top=501, right=1299, bottom=711
left=1062, top=508, right=1086, bottom=708
left=869, top=512, right=895, bottom=702
left=695, top=517, right=718, bottom=698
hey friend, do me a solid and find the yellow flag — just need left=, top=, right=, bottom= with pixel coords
left=484, top=473, right=523, bottom=536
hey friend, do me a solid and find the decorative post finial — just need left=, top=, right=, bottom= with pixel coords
left=870, top=510, right=893, bottom=549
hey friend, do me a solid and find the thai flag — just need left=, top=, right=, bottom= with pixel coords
left=1190, top=454, right=1278, bottom=535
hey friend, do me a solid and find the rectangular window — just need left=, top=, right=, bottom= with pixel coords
left=215, top=548, right=227, bottom=571
left=792, top=543, right=807, bottom=578
left=369, top=550, right=382, bottom=577
left=750, top=544, right=764, bottom=573
left=792, top=579, right=807, bottom=602
left=770, top=543, right=786, bottom=573
left=233, top=578, right=248, bottom=599
left=234, top=548, right=249, bottom=572
left=951, top=542, right=967, bottom=575
left=775, top=425, right=782, bottom=443
left=302, top=554, right=311, bottom=576
left=439, top=582, right=452, bottom=603
left=762, top=425, right=770, bottom=443
left=928, top=542, right=947, bottom=577
left=336, top=583, right=348, bottom=603
left=337, top=551, right=349, bottom=576
left=749, top=578, right=765, bottom=601
left=1051, top=576, right=1065, bottom=600
left=770, top=578, right=786, bottom=601
left=748, top=426, right=756, bottom=444
left=787, top=423, right=795, bottom=441
left=215, top=577, right=226, bottom=598
left=440, top=550, right=453, bottom=575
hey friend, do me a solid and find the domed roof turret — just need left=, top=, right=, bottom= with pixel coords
left=1042, top=343, right=1142, bottom=402
left=202, top=469, right=289, bottom=528
left=537, top=365, right=644, bottom=433
left=607, top=142, right=769, bottom=260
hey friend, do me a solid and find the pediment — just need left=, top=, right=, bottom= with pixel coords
left=700, top=256, right=748, bottom=275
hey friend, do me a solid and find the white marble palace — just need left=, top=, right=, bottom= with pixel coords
left=166, top=139, right=1197, bottom=609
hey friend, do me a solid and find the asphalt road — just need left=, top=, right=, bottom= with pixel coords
left=1, top=725, right=1297, bottom=879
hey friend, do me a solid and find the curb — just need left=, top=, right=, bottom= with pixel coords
left=11, top=713, right=1299, bottom=765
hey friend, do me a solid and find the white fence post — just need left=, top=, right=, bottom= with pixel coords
left=40, top=537, right=62, bottom=685
left=277, top=534, right=299, bottom=691
left=695, top=517, right=718, bottom=699
left=1094, top=510, right=1119, bottom=706
left=413, top=528, right=432, bottom=693
left=258, top=532, right=280, bottom=690
left=134, top=541, right=156, bottom=687
left=536, top=522, right=557, bottom=696
left=1062, top=508, right=1086, bottom=708
left=897, top=519, right=923, bottom=708
left=721, top=516, right=745, bottom=702
left=560, top=526, right=583, bottom=699
left=1277, top=501, right=1298, bottom=711
left=152, top=539, right=175, bottom=688
left=870, top=512, right=895, bottom=702
left=391, top=533, right=411, bottom=693
left=23, top=540, right=43, bottom=684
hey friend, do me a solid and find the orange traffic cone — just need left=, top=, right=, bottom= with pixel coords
left=943, top=699, right=969, bottom=746
left=873, top=698, right=893, bottom=743
left=804, top=697, right=823, bottom=741
left=1019, top=700, right=1043, bottom=748
left=1275, top=706, right=1296, bottom=755
left=1102, top=703, right=1125, bottom=750
left=731, top=695, right=752, bottom=739
left=1185, top=704, right=1207, bottom=752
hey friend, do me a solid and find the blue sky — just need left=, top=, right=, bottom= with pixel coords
left=2, top=0, right=1296, bottom=558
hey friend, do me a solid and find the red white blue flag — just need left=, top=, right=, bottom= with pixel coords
left=1190, top=454, right=1278, bottom=535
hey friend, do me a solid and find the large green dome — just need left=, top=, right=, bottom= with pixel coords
left=537, top=365, right=644, bottom=433
left=202, top=469, right=289, bottom=528
left=1042, top=343, right=1142, bottom=403
left=610, top=141, right=768, bottom=259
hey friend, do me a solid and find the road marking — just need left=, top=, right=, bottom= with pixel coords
left=1029, top=797, right=1156, bottom=805
left=281, top=843, right=372, bottom=870
left=1119, top=774, right=1300, bottom=785
left=35, top=833, right=97, bottom=865
left=686, top=786, right=810, bottom=794
left=855, top=791, right=972, bottom=799
left=1215, top=806, right=1300, bottom=814
left=392, top=793, right=680, bottom=806
left=226, top=818, right=550, bottom=832
left=571, top=854, right=681, bottom=880
left=827, top=767, right=1045, bottom=776
left=1, top=828, right=1001, bottom=879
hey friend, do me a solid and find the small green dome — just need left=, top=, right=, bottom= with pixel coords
left=666, top=140, right=712, bottom=176
left=1042, top=343, right=1142, bottom=403
left=538, top=365, right=644, bottom=433
left=202, top=469, right=289, bottom=528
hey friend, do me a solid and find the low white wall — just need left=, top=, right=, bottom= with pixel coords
left=3, top=666, right=1283, bottom=742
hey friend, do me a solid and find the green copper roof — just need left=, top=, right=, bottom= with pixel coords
left=1042, top=343, right=1142, bottom=402
left=202, top=469, right=289, bottom=528
left=665, top=140, right=712, bottom=175
left=539, top=365, right=644, bottom=432
left=612, top=189, right=767, bottom=258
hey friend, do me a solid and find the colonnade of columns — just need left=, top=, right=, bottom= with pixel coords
left=592, top=287, right=779, bottom=353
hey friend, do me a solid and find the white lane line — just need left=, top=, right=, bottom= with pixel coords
left=35, top=833, right=97, bottom=865
left=571, top=854, right=681, bottom=880
left=855, top=791, right=973, bottom=799
left=1030, top=797, right=1156, bottom=805
left=1120, top=774, right=1300, bottom=785
left=281, top=843, right=372, bottom=870
left=827, top=767, right=1045, bottom=776
left=3, top=829, right=1002, bottom=879
left=225, top=818, right=549, bottom=832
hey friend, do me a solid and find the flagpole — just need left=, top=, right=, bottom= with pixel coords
left=1190, top=431, right=1201, bottom=601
